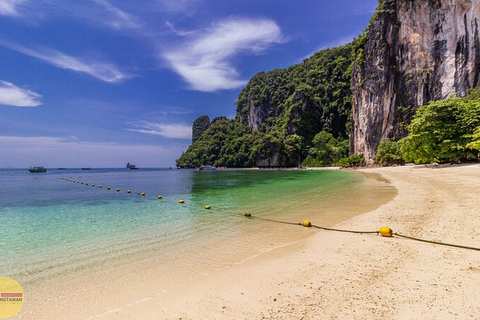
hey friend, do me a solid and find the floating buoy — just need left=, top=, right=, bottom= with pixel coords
left=179, top=200, right=185, bottom=204
left=379, top=227, right=393, bottom=237
left=91, top=184, right=95, bottom=187
left=116, top=188, right=120, bottom=192
left=204, top=205, right=211, bottom=210
left=107, top=187, right=111, bottom=191
left=157, top=195, right=162, bottom=199
left=141, top=192, right=146, bottom=196
left=302, top=220, right=312, bottom=227
left=244, top=213, right=252, bottom=217
left=85, top=183, right=89, bottom=186
left=99, top=185, right=103, bottom=189
left=127, top=190, right=131, bottom=194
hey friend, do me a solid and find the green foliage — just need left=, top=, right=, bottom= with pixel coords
left=400, top=94, right=480, bottom=164
left=335, top=154, right=366, bottom=167
left=301, top=131, right=349, bottom=167
left=192, top=115, right=210, bottom=143
left=375, top=138, right=403, bottom=165
left=236, top=41, right=359, bottom=141
left=466, top=127, right=480, bottom=151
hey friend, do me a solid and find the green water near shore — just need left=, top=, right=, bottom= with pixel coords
left=0, top=168, right=395, bottom=292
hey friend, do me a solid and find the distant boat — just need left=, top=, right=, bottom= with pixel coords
left=126, top=163, right=139, bottom=170
left=28, top=166, right=47, bottom=173
left=57, top=168, right=66, bottom=170
left=81, top=167, right=91, bottom=170
left=197, top=165, right=217, bottom=171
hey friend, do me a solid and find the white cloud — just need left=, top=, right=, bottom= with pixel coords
left=154, top=0, right=198, bottom=13
left=90, top=0, right=139, bottom=30
left=128, top=121, right=191, bottom=139
left=0, top=0, right=25, bottom=16
left=0, top=80, right=41, bottom=107
left=163, top=17, right=285, bottom=92
left=0, top=135, right=185, bottom=167
left=0, top=40, right=129, bottom=83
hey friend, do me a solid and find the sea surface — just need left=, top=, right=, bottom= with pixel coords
left=0, top=168, right=394, bottom=292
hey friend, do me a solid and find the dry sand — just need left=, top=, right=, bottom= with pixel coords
left=106, top=164, right=480, bottom=319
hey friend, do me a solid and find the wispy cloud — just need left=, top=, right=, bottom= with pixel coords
left=153, top=0, right=198, bottom=13
left=165, top=21, right=196, bottom=36
left=128, top=121, right=191, bottom=139
left=89, top=0, right=140, bottom=30
left=0, top=0, right=26, bottom=16
left=0, top=135, right=185, bottom=167
left=0, top=39, right=129, bottom=83
left=163, top=17, right=285, bottom=92
left=0, top=80, right=41, bottom=107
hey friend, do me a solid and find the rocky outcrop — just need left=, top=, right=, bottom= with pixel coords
left=351, top=0, right=480, bottom=162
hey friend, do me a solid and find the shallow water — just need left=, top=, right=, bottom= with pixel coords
left=0, top=168, right=395, bottom=292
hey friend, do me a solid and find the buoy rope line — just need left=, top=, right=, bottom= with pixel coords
left=57, top=177, right=480, bottom=251
left=57, top=177, right=211, bottom=209
left=243, top=214, right=480, bottom=252
left=392, top=233, right=480, bottom=252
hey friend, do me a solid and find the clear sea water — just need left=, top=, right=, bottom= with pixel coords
left=0, top=168, right=393, bottom=292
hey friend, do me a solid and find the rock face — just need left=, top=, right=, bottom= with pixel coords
left=351, top=0, right=480, bottom=162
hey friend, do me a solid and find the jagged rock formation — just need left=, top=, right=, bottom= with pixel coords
left=351, top=0, right=480, bottom=162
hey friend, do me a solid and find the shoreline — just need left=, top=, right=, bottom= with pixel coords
left=15, top=169, right=394, bottom=319
left=107, top=164, right=480, bottom=319
left=17, top=164, right=480, bottom=319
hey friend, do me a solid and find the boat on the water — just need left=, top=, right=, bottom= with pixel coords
left=126, top=163, right=138, bottom=170
left=81, top=167, right=91, bottom=170
left=197, top=165, right=217, bottom=171
left=28, top=166, right=47, bottom=173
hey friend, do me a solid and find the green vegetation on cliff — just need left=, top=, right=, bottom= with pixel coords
left=375, top=88, right=480, bottom=165
left=177, top=39, right=365, bottom=168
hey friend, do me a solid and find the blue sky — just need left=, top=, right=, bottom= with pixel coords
left=0, top=0, right=377, bottom=168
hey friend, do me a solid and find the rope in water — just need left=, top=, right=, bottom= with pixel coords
left=57, top=177, right=480, bottom=252
left=244, top=214, right=480, bottom=252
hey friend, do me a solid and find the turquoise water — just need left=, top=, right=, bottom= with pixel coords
left=0, top=168, right=390, bottom=291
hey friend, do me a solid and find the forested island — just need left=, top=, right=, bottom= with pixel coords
left=177, top=0, right=480, bottom=168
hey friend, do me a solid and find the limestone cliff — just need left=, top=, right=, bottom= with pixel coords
left=351, top=0, right=480, bottom=162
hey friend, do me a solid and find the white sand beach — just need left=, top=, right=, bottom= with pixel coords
left=110, top=164, right=480, bottom=319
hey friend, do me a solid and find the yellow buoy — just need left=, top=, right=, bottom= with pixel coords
left=302, top=220, right=312, bottom=227
left=141, top=192, right=146, bottom=196
left=204, top=205, right=211, bottom=210
left=244, top=212, right=252, bottom=217
left=157, top=195, right=163, bottom=199
left=179, top=199, right=185, bottom=204
left=127, top=190, right=131, bottom=194
left=379, top=227, right=393, bottom=237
